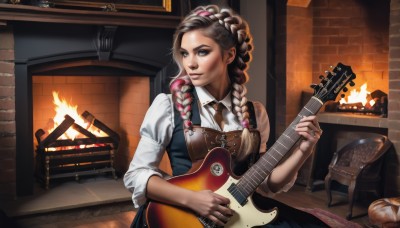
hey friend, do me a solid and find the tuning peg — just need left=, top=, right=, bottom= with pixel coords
left=324, top=70, right=330, bottom=75
left=349, top=81, right=355, bottom=86
left=341, top=94, right=345, bottom=98
left=310, top=84, right=318, bottom=89
left=343, top=87, right=348, bottom=92
left=319, top=75, right=325, bottom=79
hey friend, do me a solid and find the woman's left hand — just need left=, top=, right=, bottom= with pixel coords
left=295, top=115, right=322, bottom=154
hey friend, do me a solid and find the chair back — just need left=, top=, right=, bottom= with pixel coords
left=335, top=135, right=392, bottom=178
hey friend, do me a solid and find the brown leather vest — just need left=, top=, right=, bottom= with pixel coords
left=166, top=91, right=261, bottom=176
left=184, top=126, right=261, bottom=163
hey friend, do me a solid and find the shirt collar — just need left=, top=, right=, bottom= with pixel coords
left=194, top=86, right=232, bottom=111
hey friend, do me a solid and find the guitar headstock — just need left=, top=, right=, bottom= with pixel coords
left=311, top=62, right=356, bottom=103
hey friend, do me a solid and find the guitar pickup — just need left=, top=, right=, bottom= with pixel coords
left=228, top=183, right=248, bottom=206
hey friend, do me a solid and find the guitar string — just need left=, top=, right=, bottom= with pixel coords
left=235, top=98, right=323, bottom=197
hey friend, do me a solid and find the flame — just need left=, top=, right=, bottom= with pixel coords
left=339, top=82, right=372, bottom=106
left=48, top=91, right=107, bottom=141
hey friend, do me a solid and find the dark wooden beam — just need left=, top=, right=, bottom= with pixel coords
left=0, top=4, right=181, bottom=28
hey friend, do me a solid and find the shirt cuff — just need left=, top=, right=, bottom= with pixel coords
left=257, top=172, right=297, bottom=197
left=131, top=170, right=163, bottom=208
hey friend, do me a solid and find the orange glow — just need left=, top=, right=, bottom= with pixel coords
left=48, top=91, right=107, bottom=140
left=339, top=83, right=373, bottom=107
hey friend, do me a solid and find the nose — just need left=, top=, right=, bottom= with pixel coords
left=187, top=56, right=198, bottom=70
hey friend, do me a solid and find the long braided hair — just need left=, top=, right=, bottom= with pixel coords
left=170, top=5, right=256, bottom=161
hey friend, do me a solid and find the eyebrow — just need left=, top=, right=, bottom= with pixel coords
left=180, top=44, right=211, bottom=52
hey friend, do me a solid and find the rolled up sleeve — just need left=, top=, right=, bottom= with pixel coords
left=123, top=93, right=174, bottom=208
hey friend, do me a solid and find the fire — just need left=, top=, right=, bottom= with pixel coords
left=339, top=82, right=375, bottom=107
left=48, top=91, right=107, bottom=140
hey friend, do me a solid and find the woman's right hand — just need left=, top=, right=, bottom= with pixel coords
left=187, top=190, right=234, bottom=226
left=147, top=176, right=233, bottom=226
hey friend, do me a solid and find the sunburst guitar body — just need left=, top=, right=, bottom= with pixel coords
left=146, top=148, right=278, bottom=228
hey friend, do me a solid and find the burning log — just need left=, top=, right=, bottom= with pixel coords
left=35, top=111, right=119, bottom=189
left=326, top=85, right=388, bottom=117
left=35, top=115, right=75, bottom=150
left=81, top=111, right=120, bottom=147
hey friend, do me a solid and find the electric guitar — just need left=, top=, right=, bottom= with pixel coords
left=146, top=63, right=356, bottom=228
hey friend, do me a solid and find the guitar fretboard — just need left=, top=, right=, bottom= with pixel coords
left=236, top=96, right=324, bottom=197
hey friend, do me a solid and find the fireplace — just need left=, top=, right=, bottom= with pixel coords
left=5, top=15, right=178, bottom=196
left=31, top=74, right=147, bottom=188
left=33, top=87, right=121, bottom=188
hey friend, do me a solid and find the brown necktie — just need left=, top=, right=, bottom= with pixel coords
left=210, top=102, right=225, bottom=130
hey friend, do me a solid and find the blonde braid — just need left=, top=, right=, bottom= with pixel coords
left=206, top=6, right=256, bottom=161
left=170, top=76, right=193, bottom=130
left=172, top=5, right=256, bottom=161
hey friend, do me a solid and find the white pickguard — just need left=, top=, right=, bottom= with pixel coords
left=214, top=177, right=278, bottom=228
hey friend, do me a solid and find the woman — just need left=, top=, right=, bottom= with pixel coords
left=124, top=5, right=326, bottom=227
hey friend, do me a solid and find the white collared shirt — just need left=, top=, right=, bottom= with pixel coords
left=123, top=86, right=294, bottom=208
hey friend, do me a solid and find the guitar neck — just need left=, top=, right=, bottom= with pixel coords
left=236, top=96, right=324, bottom=197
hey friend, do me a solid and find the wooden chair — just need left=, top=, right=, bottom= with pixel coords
left=324, top=135, right=392, bottom=220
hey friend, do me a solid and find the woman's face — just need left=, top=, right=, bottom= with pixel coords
left=180, top=29, right=234, bottom=91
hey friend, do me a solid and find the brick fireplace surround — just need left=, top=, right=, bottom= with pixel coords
left=0, top=0, right=400, bottom=201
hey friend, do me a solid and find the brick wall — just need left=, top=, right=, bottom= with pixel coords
left=286, top=6, right=313, bottom=126
left=312, top=0, right=389, bottom=94
left=118, top=77, right=149, bottom=173
left=388, top=0, right=400, bottom=195
left=0, top=25, right=16, bottom=199
left=283, top=0, right=390, bottom=133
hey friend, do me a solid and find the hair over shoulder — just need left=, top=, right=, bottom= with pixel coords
left=169, top=4, right=258, bottom=161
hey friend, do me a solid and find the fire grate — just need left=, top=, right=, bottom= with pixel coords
left=35, top=111, right=119, bottom=189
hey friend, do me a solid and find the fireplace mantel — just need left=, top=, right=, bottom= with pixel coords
left=0, top=3, right=181, bottom=28
left=318, top=112, right=388, bottom=129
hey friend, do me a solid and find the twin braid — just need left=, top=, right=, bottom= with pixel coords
left=197, top=6, right=252, bottom=130
left=171, top=5, right=253, bottom=134
left=170, top=76, right=193, bottom=130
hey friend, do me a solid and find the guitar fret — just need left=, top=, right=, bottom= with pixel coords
left=274, top=149, right=283, bottom=156
left=239, top=183, right=252, bottom=195
left=282, top=133, right=295, bottom=143
left=303, top=106, right=312, bottom=114
left=252, top=171, right=264, bottom=181
left=258, top=168, right=268, bottom=176
left=242, top=179, right=254, bottom=187
left=276, top=140, right=288, bottom=149
left=264, top=157, right=275, bottom=167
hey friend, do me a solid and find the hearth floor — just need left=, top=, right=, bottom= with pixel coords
left=1, top=176, right=132, bottom=218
